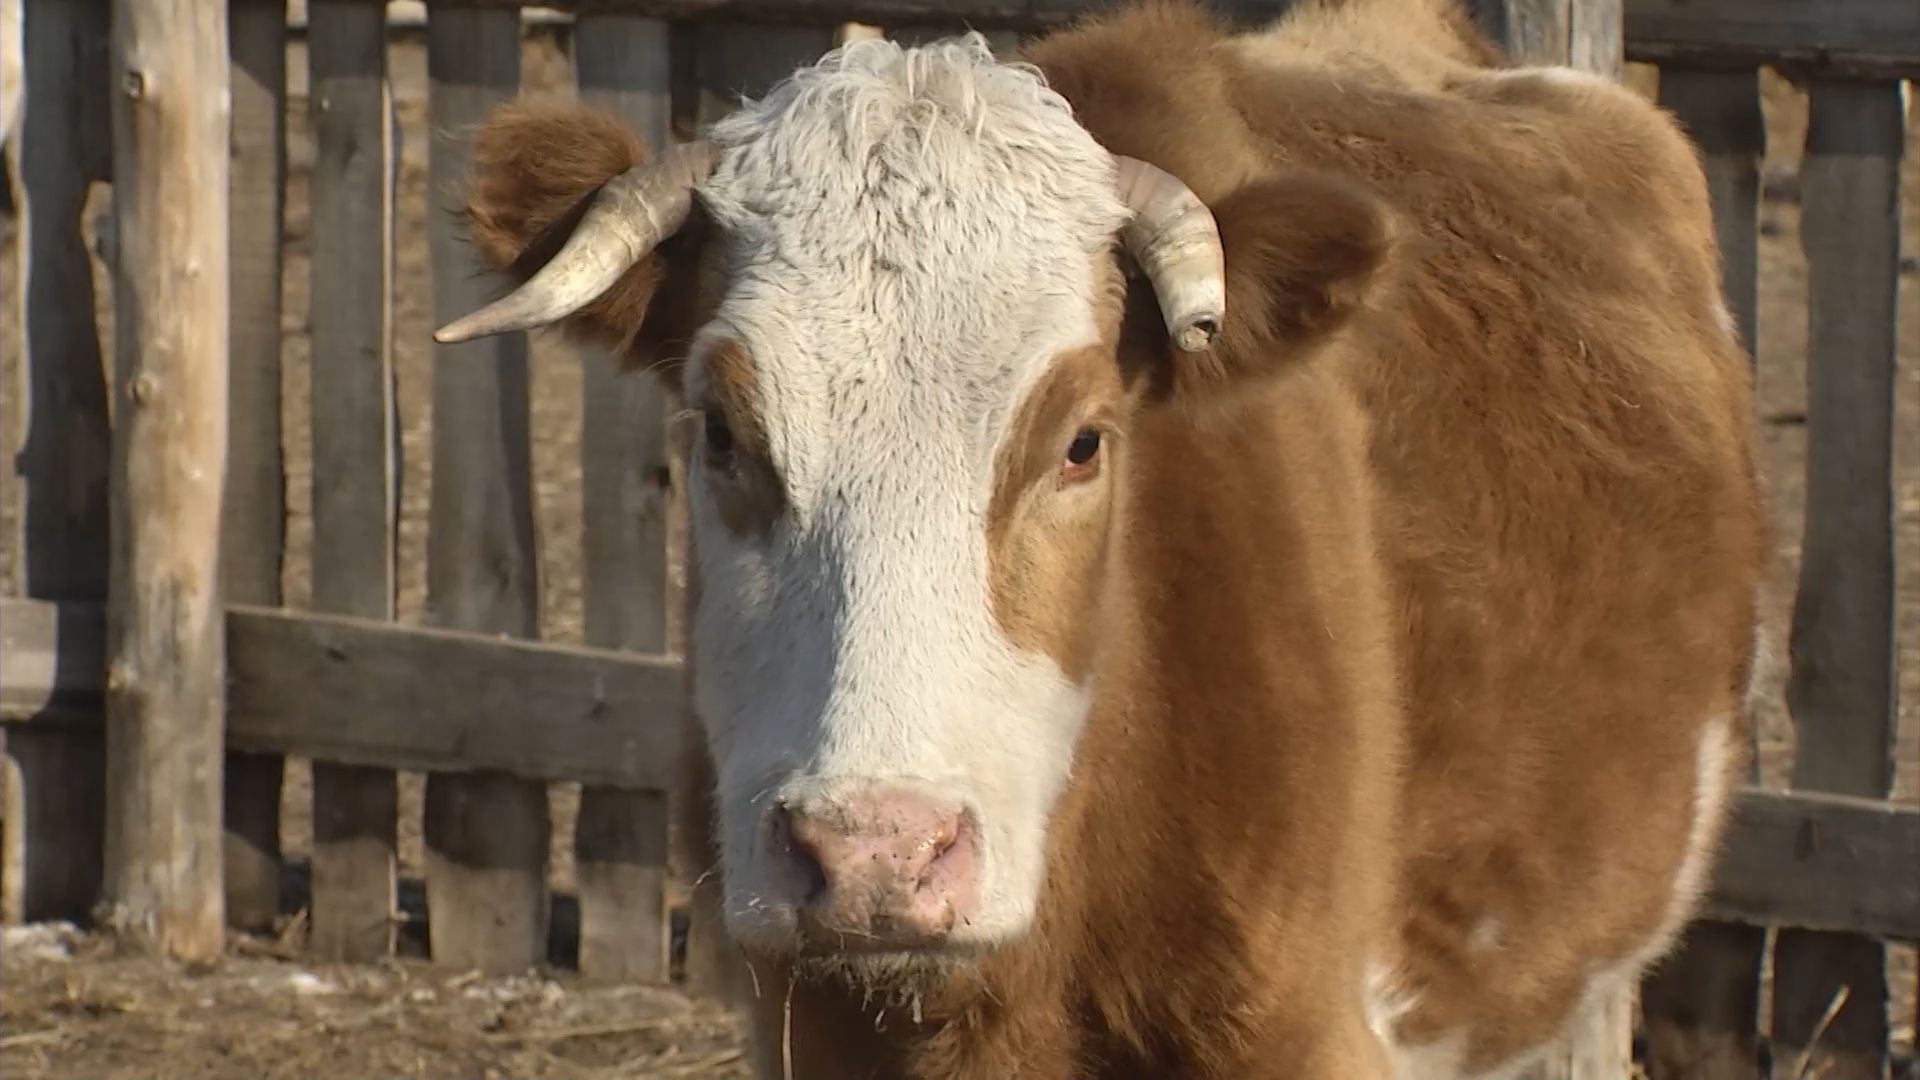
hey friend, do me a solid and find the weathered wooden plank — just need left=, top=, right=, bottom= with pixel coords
left=0, top=729, right=22, bottom=925
left=307, top=0, right=401, bottom=965
left=1656, top=68, right=1764, bottom=356
left=693, top=21, right=834, bottom=125
left=405, top=0, right=1920, bottom=73
left=1638, top=64, right=1768, bottom=1080
left=5, top=0, right=112, bottom=928
left=0, top=0, right=18, bottom=149
left=1466, top=0, right=1569, bottom=67
left=574, top=785, right=671, bottom=981
left=833, top=20, right=883, bottom=44
left=222, top=0, right=290, bottom=937
left=571, top=12, right=676, bottom=985
left=1772, top=76, right=1904, bottom=1080
left=1463, top=0, right=1621, bottom=75
left=1567, top=0, right=1620, bottom=77
left=3, top=600, right=690, bottom=791
left=575, top=17, right=674, bottom=670
left=424, top=0, right=548, bottom=977
left=102, top=0, right=232, bottom=962
left=1624, top=0, right=1920, bottom=81
left=1702, top=789, right=1920, bottom=943
left=1, top=593, right=106, bottom=720
left=15, top=598, right=1916, bottom=941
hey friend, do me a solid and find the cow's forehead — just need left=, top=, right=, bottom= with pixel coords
left=684, top=34, right=1129, bottom=479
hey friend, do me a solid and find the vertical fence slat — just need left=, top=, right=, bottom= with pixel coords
left=308, top=0, right=400, bottom=964
left=571, top=13, right=674, bottom=984
left=1772, top=76, right=1904, bottom=1080
left=670, top=20, right=835, bottom=999
left=102, top=0, right=232, bottom=961
left=1637, top=65, right=1769, bottom=1080
left=4, top=0, right=112, bottom=928
left=222, top=0, right=289, bottom=936
left=424, top=2, right=547, bottom=974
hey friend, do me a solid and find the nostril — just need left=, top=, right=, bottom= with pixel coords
left=770, top=805, right=828, bottom=902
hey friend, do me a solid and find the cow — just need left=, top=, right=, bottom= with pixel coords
left=433, top=1, right=1767, bottom=1075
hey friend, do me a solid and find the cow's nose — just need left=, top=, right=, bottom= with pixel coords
left=767, top=789, right=978, bottom=947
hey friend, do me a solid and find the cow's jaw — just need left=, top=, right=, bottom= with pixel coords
left=677, top=32, right=1128, bottom=976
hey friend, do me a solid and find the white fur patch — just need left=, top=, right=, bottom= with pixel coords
left=681, top=34, right=1128, bottom=955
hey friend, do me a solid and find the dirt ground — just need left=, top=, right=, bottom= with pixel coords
left=1, top=21, right=1917, bottom=1080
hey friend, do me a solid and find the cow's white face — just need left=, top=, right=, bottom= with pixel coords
left=680, top=35, right=1131, bottom=973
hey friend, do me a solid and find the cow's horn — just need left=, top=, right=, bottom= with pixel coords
left=1113, top=156, right=1224, bottom=353
left=434, top=139, right=719, bottom=344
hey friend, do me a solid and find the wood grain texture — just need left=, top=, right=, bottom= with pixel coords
left=692, top=21, right=833, bottom=126
left=1567, top=0, right=1620, bottom=77
left=1656, top=68, right=1764, bottom=357
left=1624, top=0, right=1920, bottom=80
left=3, top=600, right=691, bottom=790
left=572, top=12, right=676, bottom=985
left=424, top=2, right=547, bottom=976
left=1467, top=0, right=1570, bottom=66
left=307, top=0, right=401, bottom=964
left=4, top=0, right=112, bottom=928
left=1705, top=789, right=1919, bottom=943
left=400, top=0, right=1920, bottom=78
left=0, top=730, right=22, bottom=924
left=1638, top=65, right=1768, bottom=1080
left=222, top=0, right=289, bottom=935
left=102, top=0, right=232, bottom=962
left=1772, top=77, right=1904, bottom=1080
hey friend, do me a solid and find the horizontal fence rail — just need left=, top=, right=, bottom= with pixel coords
left=5, top=597, right=1916, bottom=945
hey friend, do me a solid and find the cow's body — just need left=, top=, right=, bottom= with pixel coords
left=447, top=2, right=1765, bottom=1076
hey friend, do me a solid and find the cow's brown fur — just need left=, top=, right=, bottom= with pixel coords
left=458, top=1, right=1766, bottom=1075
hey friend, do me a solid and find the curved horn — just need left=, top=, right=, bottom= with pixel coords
left=1114, top=156, right=1224, bottom=353
left=434, top=139, right=719, bottom=345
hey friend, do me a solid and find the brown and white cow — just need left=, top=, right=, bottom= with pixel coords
left=435, top=1, right=1766, bottom=1075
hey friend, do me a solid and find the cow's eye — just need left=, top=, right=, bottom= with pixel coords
left=1062, top=428, right=1102, bottom=478
left=705, top=411, right=736, bottom=469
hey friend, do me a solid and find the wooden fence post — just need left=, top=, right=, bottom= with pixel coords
left=101, top=0, right=231, bottom=962
left=307, top=0, right=400, bottom=964
left=423, top=2, right=548, bottom=975
left=1770, top=77, right=1903, bottom=1080
left=572, top=12, right=676, bottom=985
left=4, top=0, right=112, bottom=929
left=221, top=0, right=290, bottom=936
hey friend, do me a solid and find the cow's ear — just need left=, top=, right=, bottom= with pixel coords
left=464, top=100, right=712, bottom=391
left=1153, top=173, right=1394, bottom=395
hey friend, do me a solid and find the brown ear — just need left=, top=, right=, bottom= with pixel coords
left=465, top=100, right=712, bottom=386
left=1162, top=173, right=1395, bottom=395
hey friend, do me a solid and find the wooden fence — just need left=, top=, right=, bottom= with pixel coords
left=1, top=0, right=1916, bottom=1076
